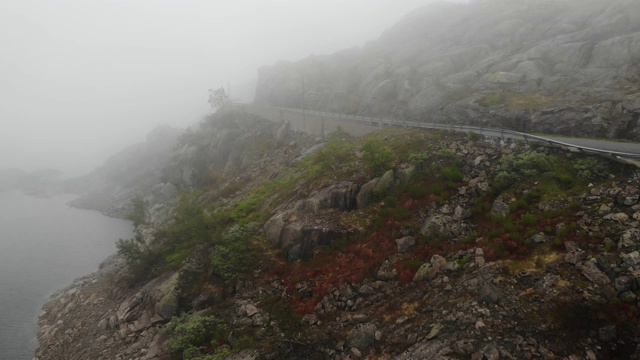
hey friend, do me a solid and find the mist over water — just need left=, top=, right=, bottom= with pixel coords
left=0, top=191, right=133, bottom=359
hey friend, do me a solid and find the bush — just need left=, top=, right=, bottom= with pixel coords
left=116, top=231, right=146, bottom=264
left=362, top=138, right=394, bottom=176
left=159, top=197, right=211, bottom=244
left=441, top=165, right=464, bottom=183
left=509, top=198, right=529, bottom=213
left=116, top=231, right=161, bottom=281
left=494, top=152, right=554, bottom=189
left=313, top=132, right=354, bottom=170
left=467, top=131, right=481, bottom=140
left=119, top=196, right=215, bottom=279
left=163, top=313, right=230, bottom=360
left=408, top=152, right=430, bottom=165
left=573, top=158, right=609, bottom=181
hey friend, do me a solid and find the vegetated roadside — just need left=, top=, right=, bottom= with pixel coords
left=36, top=110, right=640, bottom=360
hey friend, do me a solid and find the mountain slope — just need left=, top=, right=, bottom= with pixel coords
left=255, top=0, right=640, bottom=140
left=35, top=108, right=640, bottom=359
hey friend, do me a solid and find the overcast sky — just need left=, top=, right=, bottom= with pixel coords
left=0, top=0, right=465, bottom=176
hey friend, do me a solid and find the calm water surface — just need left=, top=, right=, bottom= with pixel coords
left=0, top=190, right=133, bottom=359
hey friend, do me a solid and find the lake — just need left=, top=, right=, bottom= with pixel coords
left=0, top=190, right=133, bottom=359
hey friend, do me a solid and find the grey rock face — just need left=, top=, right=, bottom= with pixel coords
left=255, top=0, right=640, bottom=141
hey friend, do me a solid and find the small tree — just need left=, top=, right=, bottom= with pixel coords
left=208, top=87, right=229, bottom=109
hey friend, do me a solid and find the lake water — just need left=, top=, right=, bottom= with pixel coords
left=0, top=190, right=133, bottom=359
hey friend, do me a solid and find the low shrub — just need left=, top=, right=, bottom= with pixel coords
left=362, top=138, right=394, bottom=176
left=494, top=152, right=554, bottom=189
left=573, top=157, right=609, bottom=181
left=441, top=165, right=464, bottom=183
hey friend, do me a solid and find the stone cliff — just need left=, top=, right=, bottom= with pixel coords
left=255, top=0, right=640, bottom=141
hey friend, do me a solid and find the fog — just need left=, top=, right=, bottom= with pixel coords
left=0, top=0, right=470, bottom=177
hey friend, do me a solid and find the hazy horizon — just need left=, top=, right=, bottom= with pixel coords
left=0, top=0, right=470, bottom=177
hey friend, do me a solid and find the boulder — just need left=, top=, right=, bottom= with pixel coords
left=490, top=199, right=510, bottom=217
left=396, top=236, right=416, bottom=253
left=346, top=323, right=377, bottom=351
left=279, top=222, right=304, bottom=249
left=576, top=260, right=611, bottom=287
left=530, top=232, right=549, bottom=244
left=264, top=212, right=287, bottom=247
left=376, top=261, right=398, bottom=281
left=356, top=178, right=379, bottom=209
left=420, top=215, right=453, bottom=237
left=373, top=170, right=396, bottom=193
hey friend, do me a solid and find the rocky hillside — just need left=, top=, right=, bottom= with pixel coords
left=255, top=0, right=640, bottom=141
left=35, top=107, right=640, bottom=359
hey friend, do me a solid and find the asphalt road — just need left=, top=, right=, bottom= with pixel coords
left=237, top=104, right=640, bottom=159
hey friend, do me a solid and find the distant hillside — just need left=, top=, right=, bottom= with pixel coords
left=255, top=0, right=640, bottom=140
left=66, top=124, right=183, bottom=217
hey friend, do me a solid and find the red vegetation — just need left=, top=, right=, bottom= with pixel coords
left=269, top=231, right=397, bottom=314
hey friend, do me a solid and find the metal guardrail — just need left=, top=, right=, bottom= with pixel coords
left=234, top=104, right=640, bottom=161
